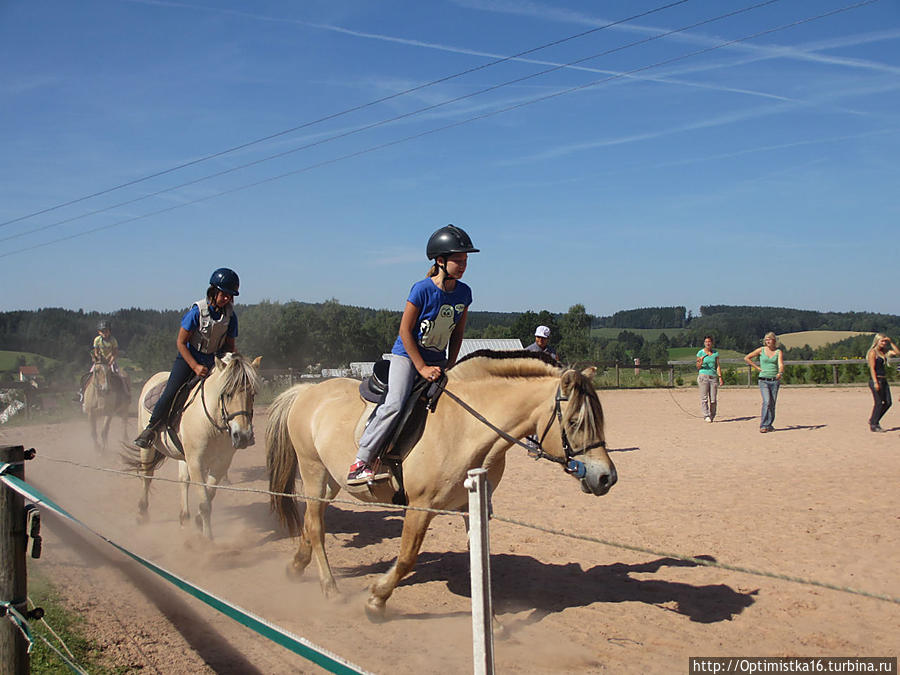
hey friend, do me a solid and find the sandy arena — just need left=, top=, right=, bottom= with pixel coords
left=1, top=385, right=898, bottom=673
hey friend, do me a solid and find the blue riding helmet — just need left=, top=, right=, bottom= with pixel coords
left=210, top=268, right=240, bottom=296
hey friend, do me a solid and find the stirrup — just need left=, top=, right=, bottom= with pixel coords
left=134, top=428, right=156, bottom=448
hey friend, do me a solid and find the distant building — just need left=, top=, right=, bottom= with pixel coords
left=18, top=365, right=39, bottom=383
left=457, top=338, right=524, bottom=358
left=345, top=339, right=525, bottom=380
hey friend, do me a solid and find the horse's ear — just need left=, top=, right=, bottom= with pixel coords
left=581, top=366, right=597, bottom=380
left=251, top=356, right=262, bottom=368
left=560, top=369, right=578, bottom=396
left=215, top=355, right=225, bottom=370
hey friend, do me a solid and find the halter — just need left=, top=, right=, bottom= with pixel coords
left=198, top=376, right=254, bottom=433
left=439, top=384, right=605, bottom=478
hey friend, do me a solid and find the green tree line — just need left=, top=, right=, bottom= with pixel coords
left=3, top=302, right=899, bottom=387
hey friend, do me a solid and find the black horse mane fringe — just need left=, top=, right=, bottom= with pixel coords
left=451, top=349, right=559, bottom=370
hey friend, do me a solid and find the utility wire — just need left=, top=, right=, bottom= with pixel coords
left=0, top=0, right=782, bottom=247
left=0, top=0, right=879, bottom=258
left=0, top=0, right=692, bottom=230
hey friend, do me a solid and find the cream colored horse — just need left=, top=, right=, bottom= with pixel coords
left=266, top=350, right=617, bottom=619
left=128, top=353, right=261, bottom=539
left=83, top=362, right=129, bottom=452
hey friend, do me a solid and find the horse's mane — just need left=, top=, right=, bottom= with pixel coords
left=218, top=352, right=260, bottom=395
left=562, top=369, right=605, bottom=439
left=449, top=349, right=605, bottom=437
left=447, top=349, right=560, bottom=381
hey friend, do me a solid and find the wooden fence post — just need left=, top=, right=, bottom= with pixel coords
left=0, top=445, right=28, bottom=675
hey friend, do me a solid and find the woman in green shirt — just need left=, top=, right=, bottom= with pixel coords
left=744, top=332, right=784, bottom=433
left=696, top=335, right=723, bottom=422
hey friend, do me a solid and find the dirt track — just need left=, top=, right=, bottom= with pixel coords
left=2, top=385, right=898, bottom=673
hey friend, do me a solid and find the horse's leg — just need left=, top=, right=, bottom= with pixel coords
left=100, top=413, right=112, bottom=452
left=185, top=459, right=213, bottom=539
left=299, top=496, right=339, bottom=597
left=137, top=448, right=154, bottom=523
left=178, top=461, right=191, bottom=528
left=366, top=509, right=435, bottom=620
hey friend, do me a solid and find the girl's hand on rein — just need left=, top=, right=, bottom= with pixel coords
left=419, top=365, right=442, bottom=382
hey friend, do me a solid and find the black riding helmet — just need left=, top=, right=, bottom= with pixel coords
left=426, top=224, right=479, bottom=260
left=210, top=267, right=240, bottom=296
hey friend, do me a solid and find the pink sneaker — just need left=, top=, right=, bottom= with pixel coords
left=347, top=460, right=375, bottom=485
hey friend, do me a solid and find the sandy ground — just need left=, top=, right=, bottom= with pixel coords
left=1, top=384, right=898, bottom=674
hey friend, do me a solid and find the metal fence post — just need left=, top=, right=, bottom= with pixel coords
left=0, top=445, right=28, bottom=675
left=464, top=468, right=494, bottom=675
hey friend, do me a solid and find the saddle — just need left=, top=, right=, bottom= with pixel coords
left=350, top=359, right=446, bottom=504
left=141, top=375, right=202, bottom=458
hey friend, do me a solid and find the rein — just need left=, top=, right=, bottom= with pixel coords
left=198, top=377, right=253, bottom=433
left=438, top=383, right=605, bottom=478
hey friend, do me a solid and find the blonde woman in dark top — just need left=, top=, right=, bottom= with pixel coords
left=744, top=332, right=784, bottom=433
left=866, top=333, right=900, bottom=432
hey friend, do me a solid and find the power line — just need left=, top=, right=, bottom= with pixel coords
left=0, top=0, right=692, bottom=230
left=0, top=0, right=879, bottom=259
left=1, top=0, right=782, bottom=247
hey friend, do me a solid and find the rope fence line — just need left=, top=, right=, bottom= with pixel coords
left=0, top=466, right=372, bottom=675
left=38, top=454, right=900, bottom=606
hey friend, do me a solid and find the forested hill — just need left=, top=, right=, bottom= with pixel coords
left=2, top=302, right=899, bottom=384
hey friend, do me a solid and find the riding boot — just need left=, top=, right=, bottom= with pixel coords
left=134, top=425, right=158, bottom=449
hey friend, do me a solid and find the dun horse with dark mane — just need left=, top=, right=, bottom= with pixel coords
left=266, top=350, right=617, bottom=618
left=83, top=362, right=129, bottom=452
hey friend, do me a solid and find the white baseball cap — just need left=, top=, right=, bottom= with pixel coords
left=535, top=325, right=551, bottom=338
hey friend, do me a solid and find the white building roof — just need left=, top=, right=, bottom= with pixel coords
left=458, top=338, right=524, bottom=358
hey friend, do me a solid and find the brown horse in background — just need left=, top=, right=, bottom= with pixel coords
left=266, top=350, right=617, bottom=619
left=83, top=361, right=129, bottom=452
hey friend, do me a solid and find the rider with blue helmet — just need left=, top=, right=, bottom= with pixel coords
left=134, top=268, right=240, bottom=448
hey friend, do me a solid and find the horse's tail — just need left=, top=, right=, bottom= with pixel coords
left=121, top=443, right=167, bottom=473
left=266, top=384, right=306, bottom=537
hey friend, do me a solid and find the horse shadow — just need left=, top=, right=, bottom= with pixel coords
left=772, top=424, right=827, bottom=432
left=345, top=552, right=756, bottom=628
left=227, top=500, right=405, bottom=548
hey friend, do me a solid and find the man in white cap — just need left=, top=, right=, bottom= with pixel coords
left=526, top=325, right=558, bottom=362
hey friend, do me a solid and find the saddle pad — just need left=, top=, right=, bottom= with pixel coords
left=141, top=381, right=167, bottom=414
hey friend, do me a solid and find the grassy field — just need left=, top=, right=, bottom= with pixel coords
left=777, top=330, right=871, bottom=349
left=591, top=327, right=683, bottom=341
left=667, top=346, right=745, bottom=361
left=0, top=350, right=61, bottom=372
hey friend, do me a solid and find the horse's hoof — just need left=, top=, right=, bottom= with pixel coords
left=136, top=512, right=149, bottom=525
left=364, top=597, right=387, bottom=623
left=321, top=581, right=339, bottom=599
left=285, top=562, right=306, bottom=581
left=179, top=513, right=189, bottom=527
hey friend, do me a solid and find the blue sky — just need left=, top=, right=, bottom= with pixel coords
left=2, top=0, right=898, bottom=318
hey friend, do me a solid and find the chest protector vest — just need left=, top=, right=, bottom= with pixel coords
left=188, top=300, right=233, bottom=354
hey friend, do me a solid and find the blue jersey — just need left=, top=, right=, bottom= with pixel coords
left=181, top=303, right=238, bottom=367
left=392, top=278, right=472, bottom=365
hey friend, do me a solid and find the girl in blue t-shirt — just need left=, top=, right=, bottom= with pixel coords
left=133, top=268, right=240, bottom=448
left=348, top=225, right=478, bottom=484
